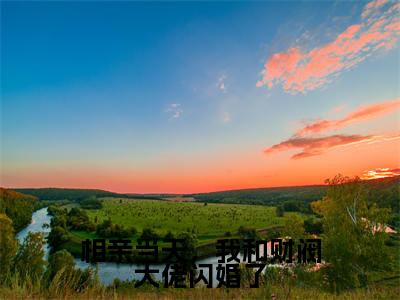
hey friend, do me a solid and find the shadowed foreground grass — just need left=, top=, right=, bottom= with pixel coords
left=1, top=283, right=399, bottom=300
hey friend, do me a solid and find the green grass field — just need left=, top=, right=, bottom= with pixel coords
left=83, top=198, right=289, bottom=240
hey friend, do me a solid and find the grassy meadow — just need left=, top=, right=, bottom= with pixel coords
left=82, top=198, right=290, bottom=242
left=59, top=198, right=295, bottom=257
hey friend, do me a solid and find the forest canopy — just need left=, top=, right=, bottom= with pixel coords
left=0, top=188, right=38, bottom=230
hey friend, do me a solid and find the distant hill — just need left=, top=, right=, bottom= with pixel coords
left=14, top=188, right=162, bottom=202
left=14, top=188, right=126, bottom=202
left=191, top=184, right=327, bottom=206
left=190, top=176, right=400, bottom=216
left=0, top=188, right=38, bottom=230
left=362, top=174, right=400, bottom=189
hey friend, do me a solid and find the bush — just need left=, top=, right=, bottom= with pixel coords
left=14, top=232, right=46, bottom=283
left=67, top=208, right=95, bottom=231
left=140, top=228, right=160, bottom=240
left=80, top=197, right=102, bottom=209
left=96, top=219, right=135, bottom=238
left=51, top=215, right=67, bottom=229
left=46, top=249, right=75, bottom=281
left=304, top=218, right=323, bottom=234
left=0, top=214, right=17, bottom=284
left=48, top=226, right=70, bottom=251
left=46, top=250, right=95, bottom=294
left=238, top=225, right=257, bottom=239
left=164, top=230, right=175, bottom=240
left=276, top=205, right=284, bottom=217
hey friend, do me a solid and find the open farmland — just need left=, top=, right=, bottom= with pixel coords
left=84, top=198, right=288, bottom=240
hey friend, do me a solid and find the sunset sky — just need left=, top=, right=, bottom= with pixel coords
left=1, top=0, right=399, bottom=193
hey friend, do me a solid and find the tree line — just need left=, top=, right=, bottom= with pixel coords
left=0, top=188, right=38, bottom=231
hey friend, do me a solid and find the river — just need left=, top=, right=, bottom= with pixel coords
left=17, top=207, right=274, bottom=286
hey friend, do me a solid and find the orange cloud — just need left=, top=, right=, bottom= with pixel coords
left=297, top=98, right=400, bottom=136
left=360, top=167, right=400, bottom=179
left=264, top=134, right=377, bottom=159
left=362, top=0, right=389, bottom=19
left=257, top=0, right=400, bottom=93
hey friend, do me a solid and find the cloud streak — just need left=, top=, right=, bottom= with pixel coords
left=297, top=98, right=400, bottom=136
left=257, top=0, right=400, bottom=93
left=265, top=133, right=400, bottom=159
left=361, top=167, right=400, bottom=180
left=264, top=134, right=378, bottom=159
